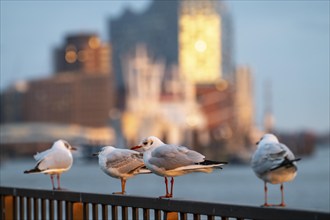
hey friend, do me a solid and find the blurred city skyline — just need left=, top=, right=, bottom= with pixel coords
left=1, top=0, right=329, bottom=133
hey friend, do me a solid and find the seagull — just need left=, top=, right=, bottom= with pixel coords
left=93, top=146, right=151, bottom=195
left=24, top=139, right=76, bottom=190
left=131, top=136, right=227, bottom=198
left=251, top=133, right=301, bottom=207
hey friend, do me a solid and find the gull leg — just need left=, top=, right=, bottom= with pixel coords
left=169, top=177, right=174, bottom=197
left=56, top=174, right=61, bottom=190
left=279, top=183, right=286, bottom=207
left=50, top=175, right=55, bottom=190
left=113, top=178, right=126, bottom=195
left=122, top=179, right=126, bottom=194
left=262, top=182, right=271, bottom=207
left=159, top=177, right=171, bottom=198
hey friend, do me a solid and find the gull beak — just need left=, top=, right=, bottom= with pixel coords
left=131, top=145, right=142, bottom=150
left=92, top=152, right=99, bottom=157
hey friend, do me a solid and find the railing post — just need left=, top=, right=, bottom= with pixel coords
left=72, top=202, right=84, bottom=220
left=65, top=201, right=72, bottom=220
left=3, top=196, right=14, bottom=220
left=164, top=211, right=179, bottom=220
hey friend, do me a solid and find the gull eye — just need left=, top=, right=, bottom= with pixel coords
left=143, top=141, right=148, bottom=145
left=150, top=140, right=154, bottom=145
left=64, top=142, right=70, bottom=149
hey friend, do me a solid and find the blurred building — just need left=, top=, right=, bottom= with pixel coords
left=54, top=33, right=111, bottom=75
left=107, top=0, right=257, bottom=159
left=194, top=83, right=234, bottom=157
left=233, top=66, right=254, bottom=140
left=179, top=0, right=232, bottom=84
left=0, top=81, right=28, bottom=123
left=26, top=74, right=114, bottom=127
left=109, top=0, right=234, bottom=108
left=1, top=73, right=114, bottom=127
left=122, top=45, right=206, bottom=147
left=1, top=33, right=115, bottom=129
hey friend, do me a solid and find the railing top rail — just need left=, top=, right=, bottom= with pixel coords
left=1, top=186, right=329, bottom=220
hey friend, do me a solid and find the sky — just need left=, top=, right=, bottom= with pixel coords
left=1, top=0, right=329, bottom=133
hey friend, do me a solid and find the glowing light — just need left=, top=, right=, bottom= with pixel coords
left=194, top=39, right=207, bottom=53
left=65, top=51, right=77, bottom=63
left=215, top=79, right=228, bottom=91
left=78, top=50, right=87, bottom=62
left=88, top=37, right=100, bottom=49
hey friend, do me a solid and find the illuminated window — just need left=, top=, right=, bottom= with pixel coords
left=88, top=37, right=100, bottom=49
left=195, top=39, right=207, bottom=53
left=78, top=50, right=87, bottom=62
left=65, top=51, right=77, bottom=63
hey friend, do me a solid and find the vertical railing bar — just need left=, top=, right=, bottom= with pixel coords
left=20, top=196, right=25, bottom=220
left=154, top=209, right=161, bottom=220
left=93, top=204, right=99, bottom=220
left=207, top=215, right=215, bottom=220
left=0, top=195, right=3, bottom=220
left=132, top=207, right=139, bottom=220
left=143, top=208, right=150, bottom=220
left=102, top=204, right=108, bottom=220
left=27, top=197, right=32, bottom=220
left=122, top=206, right=128, bottom=220
left=111, top=205, right=118, bottom=220
left=193, top=213, right=201, bottom=220
left=180, top=212, right=188, bottom=220
left=58, top=200, right=63, bottom=220
left=49, top=199, right=55, bottom=220
left=41, top=199, right=47, bottom=220
left=83, top=203, right=89, bottom=220
left=34, top=198, right=39, bottom=220
left=14, top=196, right=19, bottom=220
left=221, top=217, right=229, bottom=220
left=65, top=201, right=72, bottom=220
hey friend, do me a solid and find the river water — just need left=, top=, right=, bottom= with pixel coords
left=1, top=144, right=329, bottom=213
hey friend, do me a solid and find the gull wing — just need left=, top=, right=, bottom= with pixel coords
left=106, top=149, right=145, bottom=174
left=252, top=142, right=295, bottom=175
left=34, top=148, right=54, bottom=163
left=25, top=147, right=72, bottom=173
left=149, top=144, right=205, bottom=170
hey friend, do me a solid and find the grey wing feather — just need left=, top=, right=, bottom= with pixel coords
left=106, top=150, right=145, bottom=174
left=34, top=148, right=53, bottom=162
left=252, top=143, right=294, bottom=175
left=149, top=145, right=205, bottom=170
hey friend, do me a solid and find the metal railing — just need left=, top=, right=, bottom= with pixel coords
left=1, top=186, right=329, bottom=220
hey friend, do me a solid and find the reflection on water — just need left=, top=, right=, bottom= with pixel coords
left=1, top=145, right=329, bottom=212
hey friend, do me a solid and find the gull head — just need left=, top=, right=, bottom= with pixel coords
left=131, top=136, right=165, bottom=152
left=92, top=146, right=115, bottom=157
left=256, top=133, right=279, bottom=145
left=54, top=139, right=77, bottom=151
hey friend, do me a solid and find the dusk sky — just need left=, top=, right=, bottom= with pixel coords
left=1, top=0, right=329, bottom=133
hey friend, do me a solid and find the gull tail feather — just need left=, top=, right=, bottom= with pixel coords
left=175, top=163, right=226, bottom=172
left=137, top=168, right=152, bottom=174
left=270, top=157, right=301, bottom=171
left=24, top=160, right=43, bottom=174
left=196, top=160, right=228, bottom=169
left=24, top=167, right=42, bottom=174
